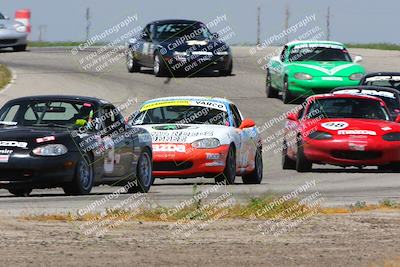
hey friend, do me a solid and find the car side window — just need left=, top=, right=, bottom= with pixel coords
left=230, top=104, right=242, bottom=128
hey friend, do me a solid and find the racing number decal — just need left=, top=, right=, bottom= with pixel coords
left=103, top=136, right=115, bottom=173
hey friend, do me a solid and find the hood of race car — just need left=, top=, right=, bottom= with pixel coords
left=305, top=118, right=400, bottom=137
left=138, top=124, right=233, bottom=144
left=0, top=126, right=74, bottom=151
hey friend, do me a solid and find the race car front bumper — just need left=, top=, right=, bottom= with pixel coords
left=288, top=77, right=360, bottom=97
left=164, top=54, right=232, bottom=73
left=0, top=30, right=28, bottom=48
left=152, top=144, right=230, bottom=178
left=303, top=137, right=400, bottom=167
left=0, top=151, right=79, bottom=188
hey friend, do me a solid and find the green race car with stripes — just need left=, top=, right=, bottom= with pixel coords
left=266, top=41, right=366, bottom=104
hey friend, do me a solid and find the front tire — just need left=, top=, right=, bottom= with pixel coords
left=266, top=69, right=278, bottom=98
left=282, top=77, right=294, bottom=104
left=63, top=155, right=94, bottom=195
left=126, top=49, right=141, bottom=73
left=8, top=188, right=32, bottom=197
left=282, top=140, right=296, bottom=170
left=153, top=52, right=168, bottom=77
left=296, top=139, right=312, bottom=172
left=242, top=148, right=263, bottom=184
left=215, top=145, right=236, bottom=184
left=13, top=45, right=27, bottom=52
left=128, top=149, right=154, bottom=193
left=220, top=60, right=233, bottom=76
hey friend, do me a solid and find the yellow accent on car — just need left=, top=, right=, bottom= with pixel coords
left=140, top=100, right=190, bottom=111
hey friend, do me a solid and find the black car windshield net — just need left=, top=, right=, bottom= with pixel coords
left=289, top=46, right=352, bottom=62
left=155, top=22, right=213, bottom=41
left=307, top=98, right=390, bottom=121
left=0, top=100, right=96, bottom=127
left=133, top=105, right=229, bottom=126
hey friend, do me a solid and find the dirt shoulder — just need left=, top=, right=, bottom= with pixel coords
left=0, top=211, right=398, bottom=266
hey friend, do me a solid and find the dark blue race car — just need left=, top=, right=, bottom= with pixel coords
left=0, top=95, right=153, bottom=196
left=126, top=19, right=233, bottom=77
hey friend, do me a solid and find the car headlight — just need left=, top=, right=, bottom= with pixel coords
left=383, top=132, right=400, bottom=141
left=294, top=72, right=313, bottom=80
left=308, top=131, right=333, bottom=140
left=349, top=73, right=364, bottom=81
left=14, top=24, right=26, bottom=33
left=215, top=51, right=229, bottom=56
left=33, top=144, right=68, bottom=156
left=192, top=138, right=220, bottom=149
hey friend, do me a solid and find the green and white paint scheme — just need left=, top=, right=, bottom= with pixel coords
left=266, top=41, right=366, bottom=104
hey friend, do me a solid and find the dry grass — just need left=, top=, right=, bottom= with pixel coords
left=0, top=64, right=11, bottom=89
left=21, top=193, right=400, bottom=223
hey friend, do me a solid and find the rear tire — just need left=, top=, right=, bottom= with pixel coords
left=266, top=69, right=278, bottom=98
left=282, top=140, right=296, bottom=170
left=215, top=145, right=236, bottom=184
left=128, top=148, right=154, bottom=193
left=296, top=139, right=312, bottom=172
left=63, top=155, right=94, bottom=195
left=242, top=148, right=263, bottom=184
left=13, top=45, right=27, bottom=52
left=126, top=49, right=141, bottom=73
left=8, top=188, right=32, bottom=197
left=378, top=163, right=400, bottom=173
left=282, top=77, right=294, bottom=104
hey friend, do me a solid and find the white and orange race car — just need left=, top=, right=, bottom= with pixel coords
left=130, top=96, right=263, bottom=184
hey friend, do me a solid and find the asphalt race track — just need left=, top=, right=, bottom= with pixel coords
left=0, top=46, right=399, bottom=216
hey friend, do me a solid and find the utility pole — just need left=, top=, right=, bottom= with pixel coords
left=38, top=25, right=47, bottom=42
left=326, top=6, right=331, bottom=41
left=85, top=7, right=91, bottom=41
left=257, top=6, right=261, bottom=45
left=284, top=5, right=290, bottom=43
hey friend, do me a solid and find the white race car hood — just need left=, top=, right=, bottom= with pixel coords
left=138, top=124, right=234, bottom=144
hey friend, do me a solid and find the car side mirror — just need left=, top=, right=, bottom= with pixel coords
left=396, top=115, right=400, bottom=123
left=354, top=55, right=363, bottom=63
left=239, top=118, right=256, bottom=129
left=142, top=32, right=150, bottom=41
left=287, top=113, right=298, bottom=121
left=4, top=16, right=10, bottom=20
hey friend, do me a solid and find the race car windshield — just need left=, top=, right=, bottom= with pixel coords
left=154, top=23, right=213, bottom=41
left=133, top=105, right=229, bottom=125
left=289, top=47, right=352, bottom=62
left=307, top=98, right=390, bottom=121
left=364, top=77, right=400, bottom=90
left=0, top=100, right=97, bottom=128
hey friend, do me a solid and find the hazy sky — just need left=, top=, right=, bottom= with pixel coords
left=3, top=0, right=399, bottom=44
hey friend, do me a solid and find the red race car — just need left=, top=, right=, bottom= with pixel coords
left=282, top=93, right=400, bottom=172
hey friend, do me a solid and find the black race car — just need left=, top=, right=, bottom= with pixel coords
left=331, top=86, right=400, bottom=119
left=0, top=95, right=153, bottom=196
left=360, top=72, right=400, bottom=92
left=126, top=19, right=233, bottom=77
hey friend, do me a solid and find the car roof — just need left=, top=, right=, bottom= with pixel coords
left=142, top=96, right=234, bottom=105
left=286, top=40, right=345, bottom=48
left=332, top=86, right=400, bottom=95
left=150, top=19, right=201, bottom=25
left=363, top=72, right=400, bottom=78
left=307, top=93, right=386, bottom=103
left=6, top=95, right=111, bottom=105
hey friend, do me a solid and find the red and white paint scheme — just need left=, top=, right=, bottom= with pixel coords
left=15, top=9, right=31, bottom=33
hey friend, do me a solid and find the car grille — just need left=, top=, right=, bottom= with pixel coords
left=153, top=161, right=193, bottom=171
left=0, top=39, right=17, bottom=45
left=0, top=169, right=34, bottom=181
left=331, top=151, right=382, bottom=160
